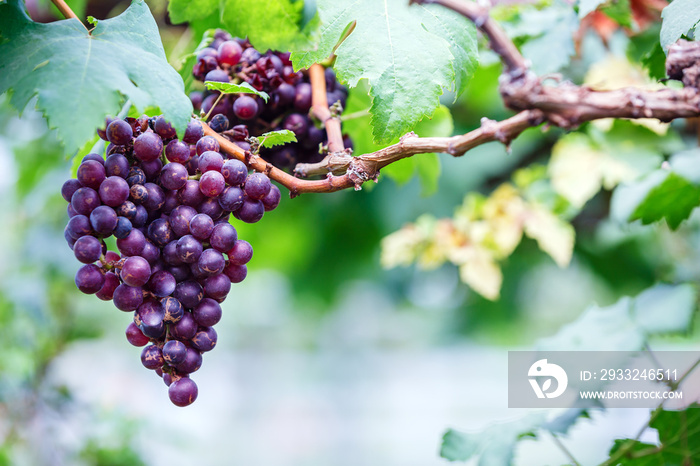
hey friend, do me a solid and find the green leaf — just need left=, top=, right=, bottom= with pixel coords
left=601, top=0, right=633, bottom=29
left=628, top=25, right=668, bottom=80
left=631, top=172, right=700, bottom=230
left=168, top=0, right=311, bottom=51
left=440, top=413, right=546, bottom=464
left=516, top=6, right=579, bottom=75
left=0, top=0, right=192, bottom=155
left=537, top=284, right=696, bottom=351
left=578, top=0, right=606, bottom=18
left=204, top=81, right=270, bottom=102
left=609, top=406, right=700, bottom=464
left=660, top=0, right=700, bottom=51
left=292, top=0, right=477, bottom=144
left=259, top=129, right=297, bottom=148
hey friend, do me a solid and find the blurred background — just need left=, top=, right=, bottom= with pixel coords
left=1, top=0, right=699, bottom=465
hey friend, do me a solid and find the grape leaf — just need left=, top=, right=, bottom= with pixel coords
left=609, top=406, right=700, bottom=465
left=259, top=130, right=297, bottom=148
left=292, top=0, right=478, bottom=144
left=660, top=0, right=700, bottom=51
left=440, top=413, right=546, bottom=464
left=168, top=0, right=311, bottom=51
left=204, top=81, right=270, bottom=102
left=0, top=0, right=192, bottom=155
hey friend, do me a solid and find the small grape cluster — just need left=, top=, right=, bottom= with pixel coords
left=62, top=115, right=280, bottom=406
left=189, top=29, right=352, bottom=169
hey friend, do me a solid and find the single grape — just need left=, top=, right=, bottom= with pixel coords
left=154, top=116, right=177, bottom=140
left=209, top=223, right=237, bottom=252
left=236, top=198, right=264, bottom=223
left=105, top=154, right=130, bottom=178
left=218, top=186, right=245, bottom=212
left=170, top=311, right=197, bottom=340
left=173, top=280, right=204, bottom=309
left=261, top=184, right=281, bottom=211
left=143, top=183, right=165, bottom=212
left=221, top=159, right=247, bottom=186
left=89, top=205, right=118, bottom=235
left=282, top=113, right=308, bottom=139
left=168, top=377, right=198, bottom=407
left=142, top=156, right=164, bottom=179
left=231, top=125, right=249, bottom=141
left=199, top=171, right=226, bottom=197
left=193, top=298, right=222, bottom=327
left=162, top=189, right=180, bottom=215
left=217, top=40, right=242, bottom=66
left=240, top=47, right=261, bottom=64
left=61, top=179, right=82, bottom=202
left=75, top=264, right=105, bottom=294
left=275, top=82, right=295, bottom=106
left=133, top=132, right=163, bottom=162
left=71, top=187, right=100, bottom=216
left=209, top=113, right=229, bottom=133
left=73, top=235, right=102, bottom=264
left=163, top=340, right=188, bottom=365
left=121, top=256, right=152, bottom=287
left=147, top=270, right=177, bottom=297
left=133, top=205, right=149, bottom=228
left=178, top=180, right=206, bottom=207
left=227, top=239, right=253, bottom=265
left=176, top=235, right=203, bottom=264
left=99, top=176, right=130, bottom=207
left=141, top=344, right=164, bottom=370
left=66, top=214, right=92, bottom=239
left=190, top=214, right=214, bottom=240
left=168, top=264, right=190, bottom=282
left=233, top=96, right=258, bottom=120
left=183, top=120, right=204, bottom=144
left=165, top=140, right=191, bottom=164
left=162, top=296, right=185, bottom=323
left=192, top=327, right=217, bottom=352
left=125, top=322, right=150, bottom=347
left=126, top=166, right=147, bottom=186
left=196, top=136, right=219, bottom=155
left=106, top=119, right=133, bottom=145
left=198, top=151, right=224, bottom=173
left=147, top=217, right=174, bottom=247
left=174, top=347, right=203, bottom=374
left=223, top=263, right=247, bottom=283
left=244, top=172, right=272, bottom=200
left=198, top=197, right=224, bottom=220
left=141, top=240, right=161, bottom=265
left=162, top=241, right=183, bottom=266
left=116, top=228, right=146, bottom=256
left=170, top=205, right=198, bottom=236
left=204, top=69, right=230, bottom=83
left=203, top=273, right=231, bottom=300
left=198, top=248, right=225, bottom=275
left=294, top=82, right=312, bottom=112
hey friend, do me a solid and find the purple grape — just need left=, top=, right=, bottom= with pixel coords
left=168, top=264, right=190, bottom=282
left=104, top=154, right=130, bottom=178
left=176, top=235, right=203, bottom=264
left=168, top=377, right=198, bottom=407
left=89, top=205, right=118, bottom=235
left=148, top=270, right=176, bottom=297
left=178, top=180, right=206, bottom=207
left=160, top=164, right=188, bottom=193
left=233, top=96, right=258, bottom=120
left=163, top=340, right=188, bottom=365
left=199, top=171, right=225, bottom=197
left=198, top=248, right=225, bottom=275
left=67, top=204, right=78, bottom=219
left=126, top=322, right=150, bottom=347
left=236, top=198, right=264, bottom=223
left=224, top=263, right=247, bottom=283
left=66, top=214, right=92, bottom=239
left=96, top=271, right=120, bottom=301
left=276, top=82, right=296, bottom=106
left=201, top=94, right=229, bottom=119
left=190, top=261, right=209, bottom=280
left=169, top=205, right=198, bottom=237
left=217, top=40, right=242, bottom=66
left=117, top=228, right=146, bottom=256
left=231, top=125, right=249, bottom=141
left=261, top=184, right=281, bottom=211
left=282, top=113, right=308, bottom=139
left=163, top=240, right=183, bottom=265
left=241, top=47, right=261, bottom=64
left=209, top=223, right=237, bottom=252
left=209, top=113, right=229, bottom=133
left=173, top=280, right=204, bottom=309
left=133, top=132, right=163, bottom=162
left=218, top=186, right=245, bottom=212
left=162, top=189, right=179, bottom=215
left=165, top=140, right=190, bottom=164
left=196, top=136, right=220, bottom=155
left=190, top=214, right=214, bottom=240
left=198, top=197, right=224, bottom=219
left=121, top=256, right=151, bottom=287
left=114, top=216, right=133, bottom=239
left=221, top=159, right=247, bottom=186
left=141, top=240, right=161, bottom=265
left=117, top=200, right=137, bottom=219
left=175, top=347, right=203, bottom=374
left=133, top=205, right=148, bottom=227
left=141, top=344, right=164, bottom=370
left=82, top=153, right=104, bottom=165
left=142, top=183, right=165, bottom=212
left=203, top=273, right=231, bottom=300
left=75, top=264, right=105, bottom=294
left=199, top=151, right=224, bottom=173
left=193, top=298, right=222, bottom=326
left=228, top=240, right=253, bottom=265
left=126, top=166, right=147, bottom=187
left=205, top=69, right=230, bottom=83
left=62, top=179, right=82, bottom=202
left=143, top=159, right=164, bottom=183
left=71, top=187, right=100, bottom=216
left=106, top=119, right=133, bottom=145
left=192, top=327, right=217, bottom=352
left=171, top=311, right=197, bottom=339
left=154, top=116, right=177, bottom=140
left=147, top=217, right=174, bottom=247
left=294, top=83, right=312, bottom=112
left=183, top=120, right=204, bottom=144
left=244, top=173, right=272, bottom=200
left=162, top=296, right=185, bottom=323
left=99, top=176, right=130, bottom=207
left=73, top=235, right=102, bottom=264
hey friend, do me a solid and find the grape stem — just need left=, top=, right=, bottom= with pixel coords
left=309, top=64, right=346, bottom=154
left=50, top=0, right=88, bottom=31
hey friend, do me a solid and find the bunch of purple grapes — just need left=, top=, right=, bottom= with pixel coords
left=189, top=29, right=352, bottom=169
left=62, top=115, right=280, bottom=406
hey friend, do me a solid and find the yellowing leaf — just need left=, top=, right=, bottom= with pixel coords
left=523, top=204, right=575, bottom=268
left=380, top=226, right=423, bottom=268
left=459, top=249, right=503, bottom=301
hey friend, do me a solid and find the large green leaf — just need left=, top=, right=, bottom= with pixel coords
left=609, top=406, right=700, bottom=464
left=660, top=0, right=700, bottom=51
left=168, top=0, right=312, bottom=51
left=292, top=0, right=477, bottom=144
left=0, top=0, right=192, bottom=155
